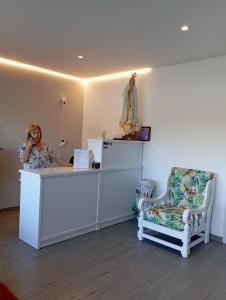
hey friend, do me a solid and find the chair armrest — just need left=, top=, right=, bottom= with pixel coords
left=138, top=192, right=168, bottom=210
left=182, top=205, right=206, bottom=224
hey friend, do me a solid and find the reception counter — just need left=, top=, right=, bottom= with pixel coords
left=19, top=140, right=143, bottom=249
left=19, top=167, right=141, bottom=249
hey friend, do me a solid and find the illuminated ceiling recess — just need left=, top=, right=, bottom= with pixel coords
left=0, top=57, right=151, bottom=84
left=181, top=25, right=189, bottom=31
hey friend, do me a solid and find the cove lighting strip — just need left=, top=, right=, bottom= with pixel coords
left=84, top=68, right=151, bottom=84
left=0, top=56, right=151, bottom=84
left=0, top=57, right=82, bottom=83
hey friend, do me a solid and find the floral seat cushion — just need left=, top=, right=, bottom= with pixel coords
left=144, top=206, right=185, bottom=231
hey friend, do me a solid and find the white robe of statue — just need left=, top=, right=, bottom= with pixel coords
left=120, top=74, right=140, bottom=135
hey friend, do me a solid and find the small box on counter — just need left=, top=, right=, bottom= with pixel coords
left=92, top=162, right=100, bottom=169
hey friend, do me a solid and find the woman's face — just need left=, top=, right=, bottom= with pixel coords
left=30, top=128, right=41, bottom=144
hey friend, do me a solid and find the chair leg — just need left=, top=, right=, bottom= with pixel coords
left=137, top=229, right=143, bottom=240
left=204, top=228, right=210, bottom=243
left=137, top=217, right=143, bottom=240
left=181, top=224, right=191, bottom=258
left=181, top=246, right=190, bottom=258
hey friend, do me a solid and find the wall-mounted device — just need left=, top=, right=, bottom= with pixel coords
left=60, top=97, right=67, bottom=104
left=59, top=139, right=66, bottom=147
left=58, top=94, right=69, bottom=156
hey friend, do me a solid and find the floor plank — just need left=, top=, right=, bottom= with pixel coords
left=0, top=209, right=226, bottom=300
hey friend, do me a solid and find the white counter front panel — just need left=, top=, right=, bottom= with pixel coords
left=100, top=168, right=141, bottom=227
left=41, top=173, right=99, bottom=238
left=19, top=173, right=42, bottom=249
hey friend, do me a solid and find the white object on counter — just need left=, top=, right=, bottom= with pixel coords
left=73, top=149, right=89, bottom=168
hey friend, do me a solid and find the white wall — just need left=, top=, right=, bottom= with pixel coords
left=83, top=55, right=226, bottom=238
left=0, top=66, right=84, bottom=209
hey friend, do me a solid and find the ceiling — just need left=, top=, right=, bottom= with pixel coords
left=1, top=0, right=226, bottom=78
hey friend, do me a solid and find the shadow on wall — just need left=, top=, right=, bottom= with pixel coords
left=0, top=149, right=21, bottom=209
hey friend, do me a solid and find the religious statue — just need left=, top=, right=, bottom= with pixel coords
left=119, top=73, right=140, bottom=137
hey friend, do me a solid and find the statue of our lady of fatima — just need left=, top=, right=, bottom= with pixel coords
left=119, top=73, right=140, bottom=136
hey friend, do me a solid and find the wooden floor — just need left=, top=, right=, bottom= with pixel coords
left=1, top=209, right=226, bottom=300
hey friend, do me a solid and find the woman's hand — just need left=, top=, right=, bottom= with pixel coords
left=27, top=137, right=36, bottom=148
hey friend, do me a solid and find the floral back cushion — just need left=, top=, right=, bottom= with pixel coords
left=168, top=167, right=214, bottom=209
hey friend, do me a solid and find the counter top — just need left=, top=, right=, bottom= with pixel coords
left=19, top=165, right=142, bottom=178
left=19, top=167, right=97, bottom=177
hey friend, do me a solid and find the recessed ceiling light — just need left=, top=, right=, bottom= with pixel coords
left=77, top=55, right=84, bottom=59
left=181, top=25, right=189, bottom=31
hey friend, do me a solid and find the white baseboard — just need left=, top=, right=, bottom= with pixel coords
left=210, top=234, right=223, bottom=243
left=100, top=213, right=135, bottom=228
left=40, top=223, right=97, bottom=248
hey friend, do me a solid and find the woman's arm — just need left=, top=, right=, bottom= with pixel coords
left=20, top=139, right=34, bottom=163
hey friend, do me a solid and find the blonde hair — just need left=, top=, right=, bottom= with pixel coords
left=25, top=124, right=42, bottom=145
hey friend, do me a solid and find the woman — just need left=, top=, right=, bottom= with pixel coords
left=18, top=124, right=72, bottom=169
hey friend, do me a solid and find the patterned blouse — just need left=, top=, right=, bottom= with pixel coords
left=18, top=143, right=53, bottom=169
